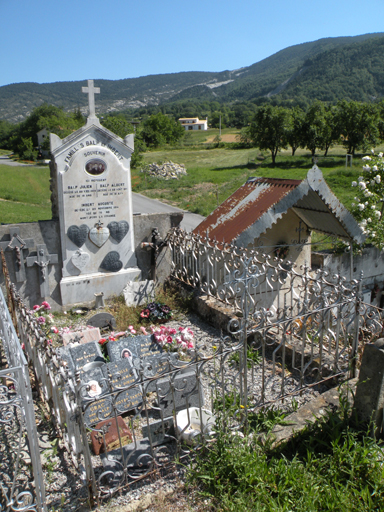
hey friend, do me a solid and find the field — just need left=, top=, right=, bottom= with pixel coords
left=1, top=130, right=383, bottom=223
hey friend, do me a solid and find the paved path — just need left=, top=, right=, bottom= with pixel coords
left=132, top=192, right=205, bottom=232
left=0, top=156, right=205, bottom=231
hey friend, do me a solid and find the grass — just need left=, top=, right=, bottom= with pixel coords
left=188, top=397, right=384, bottom=511
left=0, top=164, right=51, bottom=223
left=132, top=143, right=375, bottom=217
left=1, top=136, right=382, bottom=223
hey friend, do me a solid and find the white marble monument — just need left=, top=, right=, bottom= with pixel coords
left=50, top=80, right=141, bottom=306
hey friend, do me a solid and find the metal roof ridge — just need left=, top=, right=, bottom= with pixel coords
left=306, top=165, right=365, bottom=244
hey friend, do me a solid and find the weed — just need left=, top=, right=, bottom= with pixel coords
left=189, top=395, right=384, bottom=511
left=228, top=347, right=261, bottom=369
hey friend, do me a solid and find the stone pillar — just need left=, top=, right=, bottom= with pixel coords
left=353, top=338, right=384, bottom=437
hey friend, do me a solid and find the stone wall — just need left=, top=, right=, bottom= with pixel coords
left=0, top=212, right=182, bottom=310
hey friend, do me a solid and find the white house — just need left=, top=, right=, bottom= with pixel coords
left=178, top=117, right=208, bottom=131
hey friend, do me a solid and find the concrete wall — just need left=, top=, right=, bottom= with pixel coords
left=0, top=212, right=182, bottom=310
left=312, top=245, right=384, bottom=302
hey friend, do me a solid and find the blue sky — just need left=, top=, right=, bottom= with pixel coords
left=0, top=0, right=383, bottom=88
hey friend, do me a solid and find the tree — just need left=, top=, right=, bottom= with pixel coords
left=247, top=105, right=291, bottom=166
left=301, top=101, right=327, bottom=156
left=350, top=151, right=384, bottom=249
left=18, top=137, right=37, bottom=161
left=336, top=100, right=379, bottom=155
left=101, top=115, right=134, bottom=139
left=140, top=112, right=185, bottom=147
left=319, top=106, right=340, bottom=157
left=286, top=106, right=305, bottom=156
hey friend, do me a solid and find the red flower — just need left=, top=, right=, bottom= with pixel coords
left=98, top=338, right=108, bottom=345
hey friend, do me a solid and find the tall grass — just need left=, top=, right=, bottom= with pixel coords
left=188, top=400, right=384, bottom=511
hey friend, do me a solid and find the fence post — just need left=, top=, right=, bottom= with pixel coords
left=351, top=273, right=363, bottom=378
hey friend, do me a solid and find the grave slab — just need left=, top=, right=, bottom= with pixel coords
left=62, top=327, right=101, bottom=346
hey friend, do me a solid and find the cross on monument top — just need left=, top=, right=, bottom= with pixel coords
left=82, top=79, right=100, bottom=120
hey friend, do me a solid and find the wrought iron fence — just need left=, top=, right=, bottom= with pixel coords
left=0, top=284, right=47, bottom=512
left=1, top=233, right=383, bottom=507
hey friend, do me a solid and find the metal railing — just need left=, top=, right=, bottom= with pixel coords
left=2, top=234, right=383, bottom=507
left=0, top=284, right=47, bottom=512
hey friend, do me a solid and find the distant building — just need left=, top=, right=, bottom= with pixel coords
left=178, top=117, right=208, bottom=131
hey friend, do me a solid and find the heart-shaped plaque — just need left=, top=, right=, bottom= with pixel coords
left=107, top=221, right=129, bottom=243
left=89, top=226, right=110, bottom=248
left=67, top=225, right=89, bottom=248
left=100, top=251, right=123, bottom=272
left=71, top=249, right=90, bottom=272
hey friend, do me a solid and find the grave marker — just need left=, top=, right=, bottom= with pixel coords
left=26, top=244, right=58, bottom=298
left=62, top=327, right=101, bottom=346
left=49, top=79, right=140, bottom=306
left=155, top=371, right=205, bottom=417
left=0, top=227, right=35, bottom=282
left=68, top=341, right=103, bottom=370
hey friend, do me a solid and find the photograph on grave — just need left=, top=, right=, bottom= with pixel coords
left=49, top=80, right=141, bottom=306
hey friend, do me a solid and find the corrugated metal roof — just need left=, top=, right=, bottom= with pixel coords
left=194, top=177, right=302, bottom=242
left=193, top=167, right=366, bottom=245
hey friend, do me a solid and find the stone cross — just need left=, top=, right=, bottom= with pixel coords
left=0, top=228, right=34, bottom=282
left=82, top=79, right=100, bottom=119
left=26, top=244, right=58, bottom=298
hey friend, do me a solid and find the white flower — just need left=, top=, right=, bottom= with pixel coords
left=375, top=175, right=381, bottom=184
left=362, top=156, right=372, bottom=161
left=373, top=165, right=378, bottom=172
left=365, top=201, right=369, bottom=205
left=359, top=181, right=367, bottom=189
left=378, top=152, right=383, bottom=158
left=371, top=205, right=376, bottom=209
left=360, top=219, right=367, bottom=226
left=371, top=149, right=375, bottom=155
left=358, top=176, right=364, bottom=182
left=375, top=210, right=382, bottom=218
left=351, top=181, right=357, bottom=187
left=358, top=203, right=365, bottom=210
left=367, top=218, right=372, bottom=223
left=363, top=165, right=371, bottom=172
left=372, top=233, right=376, bottom=238
left=352, top=203, right=355, bottom=207
left=371, top=180, right=376, bottom=186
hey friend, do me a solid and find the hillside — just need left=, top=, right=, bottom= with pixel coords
left=1, top=33, right=384, bottom=123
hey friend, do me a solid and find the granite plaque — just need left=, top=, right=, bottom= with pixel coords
left=80, top=366, right=110, bottom=426
left=107, top=335, right=162, bottom=362
left=155, top=371, right=205, bottom=417
left=105, top=361, right=142, bottom=414
left=68, top=341, right=104, bottom=370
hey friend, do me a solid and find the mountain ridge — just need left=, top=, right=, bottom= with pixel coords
left=1, top=32, right=384, bottom=123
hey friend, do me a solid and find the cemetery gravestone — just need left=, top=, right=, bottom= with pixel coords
left=106, top=335, right=163, bottom=362
left=49, top=79, right=140, bottom=306
left=68, top=341, right=104, bottom=370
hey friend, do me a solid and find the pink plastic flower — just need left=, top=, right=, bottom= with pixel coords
left=21, top=343, right=25, bottom=350
left=37, top=316, right=46, bottom=324
left=42, top=301, right=51, bottom=310
left=51, top=326, right=59, bottom=334
left=33, top=305, right=40, bottom=311
left=166, top=335, right=173, bottom=344
left=140, top=326, right=148, bottom=335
